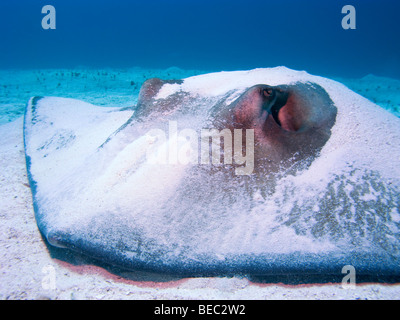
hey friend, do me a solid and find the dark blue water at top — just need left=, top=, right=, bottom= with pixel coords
left=0, top=0, right=399, bottom=79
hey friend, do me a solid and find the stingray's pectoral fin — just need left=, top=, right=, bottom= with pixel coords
left=23, top=96, right=133, bottom=248
left=46, top=230, right=69, bottom=248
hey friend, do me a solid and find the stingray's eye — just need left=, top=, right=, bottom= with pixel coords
left=263, top=88, right=273, bottom=97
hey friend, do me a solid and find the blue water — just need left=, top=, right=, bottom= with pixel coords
left=1, top=0, right=399, bottom=79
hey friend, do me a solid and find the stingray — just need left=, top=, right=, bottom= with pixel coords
left=24, top=67, right=400, bottom=279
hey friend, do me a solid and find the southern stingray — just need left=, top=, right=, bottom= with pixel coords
left=24, top=67, right=400, bottom=279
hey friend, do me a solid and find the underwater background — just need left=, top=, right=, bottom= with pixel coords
left=1, top=0, right=400, bottom=77
left=0, top=0, right=399, bottom=124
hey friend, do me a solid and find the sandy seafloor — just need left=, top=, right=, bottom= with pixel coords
left=1, top=67, right=400, bottom=300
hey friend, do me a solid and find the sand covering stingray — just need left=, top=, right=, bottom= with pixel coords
left=23, top=67, right=400, bottom=276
